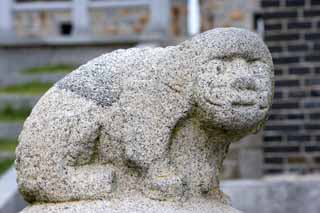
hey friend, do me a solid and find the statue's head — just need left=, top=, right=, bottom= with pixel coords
left=188, top=28, right=274, bottom=132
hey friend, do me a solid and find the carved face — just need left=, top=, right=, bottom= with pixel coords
left=195, top=57, right=273, bottom=131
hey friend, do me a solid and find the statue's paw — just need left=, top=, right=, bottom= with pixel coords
left=144, top=174, right=186, bottom=201
left=69, top=165, right=117, bottom=200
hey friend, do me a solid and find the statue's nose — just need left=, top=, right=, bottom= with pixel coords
left=231, top=76, right=257, bottom=91
left=228, top=58, right=258, bottom=91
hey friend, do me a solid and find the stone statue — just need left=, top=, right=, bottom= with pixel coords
left=16, top=28, right=274, bottom=212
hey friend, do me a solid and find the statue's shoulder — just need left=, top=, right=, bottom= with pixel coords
left=54, top=49, right=134, bottom=107
left=54, top=46, right=166, bottom=107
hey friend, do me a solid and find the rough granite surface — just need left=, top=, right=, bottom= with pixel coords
left=16, top=28, right=274, bottom=213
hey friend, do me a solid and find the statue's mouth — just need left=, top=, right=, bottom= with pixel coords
left=231, top=100, right=269, bottom=111
left=231, top=100, right=256, bottom=108
left=205, top=97, right=269, bottom=112
left=205, top=98, right=258, bottom=108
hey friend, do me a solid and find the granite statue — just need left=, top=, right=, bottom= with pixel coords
left=16, top=28, right=274, bottom=212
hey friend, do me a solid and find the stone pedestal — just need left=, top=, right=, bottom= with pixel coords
left=146, top=0, right=171, bottom=36
left=72, top=0, right=90, bottom=36
left=0, top=0, right=14, bottom=38
left=22, top=197, right=240, bottom=213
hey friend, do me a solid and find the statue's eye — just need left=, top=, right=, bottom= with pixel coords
left=247, top=58, right=259, bottom=63
left=250, top=61, right=270, bottom=76
left=206, top=59, right=224, bottom=75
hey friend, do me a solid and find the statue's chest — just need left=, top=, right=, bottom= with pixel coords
left=169, top=118, right=218, bottom=193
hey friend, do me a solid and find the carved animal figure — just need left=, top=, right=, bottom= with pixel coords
left=16, top=28, right=273, bottom=204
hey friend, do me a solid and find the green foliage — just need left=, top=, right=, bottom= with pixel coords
left=0, top=105, right=32, bottom=121
left=0, top=159, right=14, bottom=176
left=0, top=139, right=17, bottom=175
left=0, top=138, right=17, bottom=152
left=23, top=64, right=76, bottom=75
left=0, top=81, right=53, bottom=95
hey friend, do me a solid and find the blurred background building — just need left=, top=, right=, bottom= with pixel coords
left=1, top=0, right=320, bottom=212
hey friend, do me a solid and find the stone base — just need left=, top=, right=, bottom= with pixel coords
left=21, top=197, right=241, bottom=213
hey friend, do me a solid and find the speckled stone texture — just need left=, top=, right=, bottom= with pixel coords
left=16, top=28, right=274, bottom=213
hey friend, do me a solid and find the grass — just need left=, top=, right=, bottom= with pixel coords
left=0, top=138, right=17, bottom=152
left=0, top=81, right=53, bottom=95
left=0, top=159, right=14, bottom=176
left=0, top=105, right=32, bottom=122
left=0, top=139, right=17, bottom=175
left=23, top=64, right=76, bottom=75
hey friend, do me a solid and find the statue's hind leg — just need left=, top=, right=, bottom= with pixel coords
left=16, top=88, right=116, bottom=202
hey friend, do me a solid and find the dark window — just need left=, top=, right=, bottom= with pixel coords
left=60, top=22, right=73, bottom=36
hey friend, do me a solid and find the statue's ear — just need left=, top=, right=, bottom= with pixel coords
left=178, top=41, right=190, bottom=50
left=251, top=118, right=267, bottom=134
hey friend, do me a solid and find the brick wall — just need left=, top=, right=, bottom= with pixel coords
left=259, top=0, right=320, bottom=174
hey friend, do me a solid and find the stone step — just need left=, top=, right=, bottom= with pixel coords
left=0, top=152, right=15, bottom=161
left=0, top=167, right=27, bottom=213
left=23, top=73, right=67, bottom=84
left=0, top=72, right=66, bottom=87
left=221, top=178, right=320, bottom=213
left=0, top=123, right=23, bottom=139
left=0, top=95, right=40, bottom=111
